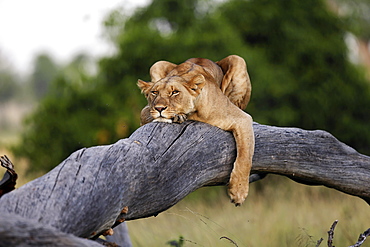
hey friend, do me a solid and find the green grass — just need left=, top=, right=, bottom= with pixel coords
left=127, top=175, right=369, bottom=247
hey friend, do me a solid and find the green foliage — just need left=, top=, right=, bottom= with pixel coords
left=0, top=72, right=18, bottom=103
left=13, top=56, right=134, bottom=174
left=220, top=0, right=370, bottom=153
left=14, top=0, right=370, bottom=173
left=0, top=56, right=19, bottom=102
left=333, top=0, right=370, bottom=41
left=30, top=53, right=59, bottom=99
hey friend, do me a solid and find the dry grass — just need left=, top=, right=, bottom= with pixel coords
left=127, top=175, right=369, bottom=247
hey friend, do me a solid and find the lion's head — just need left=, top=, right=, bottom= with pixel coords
left=137, top=58, right=226, bottom=124
left=137, top=61, right=207, bottom=123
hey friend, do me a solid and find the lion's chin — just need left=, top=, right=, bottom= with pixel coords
left=153, top=117, right=173, bottom=123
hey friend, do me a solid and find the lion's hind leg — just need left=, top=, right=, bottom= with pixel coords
left=216, top=55, right=251, bottom=110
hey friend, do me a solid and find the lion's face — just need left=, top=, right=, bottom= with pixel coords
left=138, top=75, right=205, bottom=123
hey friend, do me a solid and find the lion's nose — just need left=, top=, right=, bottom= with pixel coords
left=155, top=106, right=167, bottom=113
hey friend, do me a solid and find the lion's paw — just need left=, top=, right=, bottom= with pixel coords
left=173, top=114, right=187, bottom=123
left=228, top=172, right=249, bottom=206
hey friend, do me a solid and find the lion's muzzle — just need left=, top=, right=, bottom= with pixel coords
left=153, top=117, right=173, bottom=123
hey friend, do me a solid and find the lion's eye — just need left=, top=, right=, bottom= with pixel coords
left=171, top=90, right=180, bottom=96
left=151, top=91, right=158, bottom=96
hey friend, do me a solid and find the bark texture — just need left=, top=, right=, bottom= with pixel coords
left=0, top=121, right=369, bottom=245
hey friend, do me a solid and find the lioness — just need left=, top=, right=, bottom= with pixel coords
left=137, top=55, right=254, bottom=206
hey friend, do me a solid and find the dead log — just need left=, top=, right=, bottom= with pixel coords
left=0, top=213, right=103, bottom=247
left=0, top=121, right=369, bottom=244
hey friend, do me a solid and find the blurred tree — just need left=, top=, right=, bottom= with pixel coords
left=30, top=53, right=59, bottom=99
left=0, top=54, right=19, bottom=102
left=332, top=0, right=370, bottom=40
left=220, top=0, right=370, bottom=153
left=13, top=54, right=116, bottom=173
left=331, top=0, right=370, bottom=77
left=13, top=0, right=370, bottom=174
left=0, top=72, right=18, bottom=103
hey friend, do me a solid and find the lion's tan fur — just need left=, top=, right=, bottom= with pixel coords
left=137, top=55, right=254, bottom=206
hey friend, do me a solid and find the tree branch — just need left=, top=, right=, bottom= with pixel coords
left=0, top=155, right=17, bottom=197
left=0, top=121, right=369, bottom=243
left=327, top=220, right=338, bottom=247
left=350, top=228, right=370, bottom=247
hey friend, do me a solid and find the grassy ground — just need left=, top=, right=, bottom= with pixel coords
left=127, top=175, right=369, bottom=247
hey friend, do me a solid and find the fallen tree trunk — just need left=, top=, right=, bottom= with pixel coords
left=0, top=121, right=369, bottom=245
left=0, top=213, right=103, bottom=247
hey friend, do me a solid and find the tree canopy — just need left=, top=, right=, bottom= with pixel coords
left=13, top=0, right=370, bottom=173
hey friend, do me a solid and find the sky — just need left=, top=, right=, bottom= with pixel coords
left=0, top=0, right=149, bottom=74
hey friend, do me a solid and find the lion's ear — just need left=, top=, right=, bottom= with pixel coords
left=188, top=74, right=205, bottom=92
left=137, top=79, right=153, bottom=95
left=150, top=61, right=177, bottom=82
left=216, top=55, right=251, bottom=109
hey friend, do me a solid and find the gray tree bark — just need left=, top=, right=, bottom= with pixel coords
left=0, top=121, right=369, bottom=246
left=0, top=213, right=103, bottom=247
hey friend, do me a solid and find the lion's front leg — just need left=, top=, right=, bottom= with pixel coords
left=227, top=114, right=255, bottom=206
left=228, top=161, right=251, bottom=206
